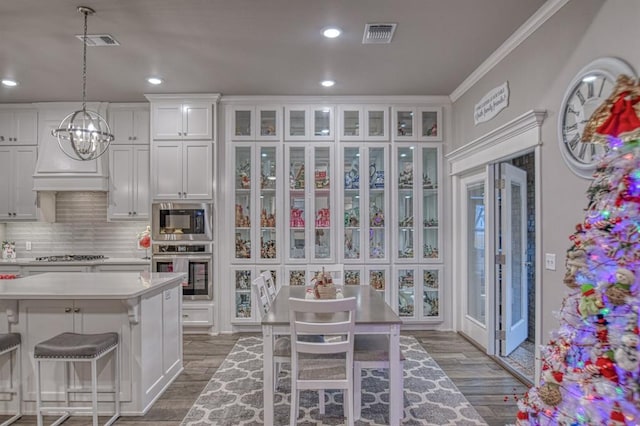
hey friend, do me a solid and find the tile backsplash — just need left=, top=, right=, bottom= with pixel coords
left=5, top=192, right=148, bottom=258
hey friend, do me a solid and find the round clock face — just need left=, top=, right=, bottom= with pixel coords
left=558, top=57, right=636, bottom=179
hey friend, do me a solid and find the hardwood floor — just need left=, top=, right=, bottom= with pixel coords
left=6, top=331, right=527, bottom=425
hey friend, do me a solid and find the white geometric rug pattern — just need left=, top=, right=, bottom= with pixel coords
left=181, top=336, right=488, bottom=425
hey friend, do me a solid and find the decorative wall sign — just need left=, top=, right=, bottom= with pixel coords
left=474, top=82, right=509, bottom=125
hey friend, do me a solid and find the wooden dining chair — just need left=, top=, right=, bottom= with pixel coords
left=288, top=297, right=357, bottom=426
left=307, top=264, right=345, bottom=285
left=353, top=334, right=405, bottom=420
left=260, top=270, right=278, bottom=304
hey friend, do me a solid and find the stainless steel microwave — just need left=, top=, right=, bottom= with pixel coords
left=152, top=202, right=213, bottom=241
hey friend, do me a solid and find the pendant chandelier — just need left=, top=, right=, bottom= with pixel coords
left=52, top=6, right=113, bottom=161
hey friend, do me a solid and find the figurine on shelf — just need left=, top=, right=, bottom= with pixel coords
left=236, top=159, right=251, bottom=189
left=345, top=271, right=360, bottom=286
left=236, top=271, right=251, bottom=289
left=370, top=271, right=385, bottom=290
left=235, top=204, right=251, bottom=227
left=423, top=218, right=438, bottom=227
left=290, top=208, right=305, bottom=227
left=399, top=216, right=414, bottom=227
left=235, top=236, right=251, bottom=259
left=424, top=271, right=438, bottom=288
left=423, top=245, right=439, bottom=258
left=423, top=174, right=435, bottom=189
left=315, top=208, right=330, bottom=228
left=289, top=270, right=306, bottom=286
left=260, top=238, right=276, bottom=259
left=267, top=211, right=276, bottom=227
left=345, top=159, right=360, bottom=190
left=427, top=122, right=437, bottom=137
left=370, top=243, right=384, bottom=259
left=370, top=204, right=385, bottom=227
left=398, top=162, right=413, bottom=188
left=399, top=271, right=414, bottom=288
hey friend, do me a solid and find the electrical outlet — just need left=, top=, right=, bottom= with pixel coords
left=26, top=241, right=32, bottom=251
left=545, top=253, right=556, bottom=270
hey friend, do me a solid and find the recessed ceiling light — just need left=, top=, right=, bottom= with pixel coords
left=147, top=77, right=163, bottom=85
left=1, top=79, right=18, bottom=87
left=322, top=27, right=342, bottom=38
left=582, top=75, right=597, bottom=82
left=321, top=80, right=335, bottom=87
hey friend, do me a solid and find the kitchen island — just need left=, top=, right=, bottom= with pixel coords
left=0, top=272, right=185, bottom=416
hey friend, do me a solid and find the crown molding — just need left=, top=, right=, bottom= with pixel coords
left=449, top=0, right=570, bottom=102
left=220, top=95, right=451, bottom=105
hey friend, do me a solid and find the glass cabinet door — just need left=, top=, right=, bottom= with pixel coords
left=286, top=146, right=308, bottom=261
left=234, top=145, right=253, bottom=260
left=396, top=267, right=416, bottom=319
left=367, top=146, right=388, bottom=262
left=422, top=146, right=440, bottom=261
left=421, top=266, right=442, bottom=321
left=313, top=146, right=333, bottom=261
left=231, top=106, right=254, bottom=140
left=259, top=146, right=279, bottom=261
left=312, top=106, right=334, bottom=140
left=285, top=107, right=307, bottom=140
left=257, top=106, right=280, bottom=140
left=395, top=146, right=417, bottom=261
left=339, top=106, right=363, bottom=141
left=342, top=146, right=362, bottom=261
left=367, top=266, right=390, bottom=304
left=365, top=106, right=389, bottom=141
left=233, top=267, right=253, bottom=321
left=285, top=266, right=308, bottom=286
left=393, top=107, right=416, bottom=141
left=344, top=267, right=364, bottom=286
left=418, top=107, right=442, bottom=141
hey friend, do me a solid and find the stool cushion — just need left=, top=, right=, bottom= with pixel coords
left=34, top=332, right=118, bottom=359
left=0, top=333, right=20, bottom=352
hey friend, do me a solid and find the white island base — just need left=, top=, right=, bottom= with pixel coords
left=0, top=272, right=185, bottom=416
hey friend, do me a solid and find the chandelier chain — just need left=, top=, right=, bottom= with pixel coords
left=82, top=9, right=88, bottom=112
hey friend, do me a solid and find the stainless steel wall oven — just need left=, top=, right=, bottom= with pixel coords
left=152, top=243, right=213, bottom=300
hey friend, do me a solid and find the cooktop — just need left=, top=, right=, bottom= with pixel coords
left=35, top=255, right=107, bottom=262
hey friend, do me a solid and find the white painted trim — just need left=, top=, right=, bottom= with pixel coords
left=447, top=110, right=546, bottom=175
left=449, top=0, right=570, bottom=102
left=221, top=95, right=451, bottom=105
left=144, top=93, right=221, bottom=102
left=534, top=145, right=542, bottom=384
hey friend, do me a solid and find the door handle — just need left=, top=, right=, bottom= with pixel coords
left=65, top=307, right=72, bottom=313
left=74, top=308, right=81, bottom=313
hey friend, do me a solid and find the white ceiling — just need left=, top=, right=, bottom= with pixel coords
left=0, top=0, right=547, bottom=103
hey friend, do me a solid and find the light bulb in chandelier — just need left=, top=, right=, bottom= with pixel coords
left=52, top=6, right=113, bottom=161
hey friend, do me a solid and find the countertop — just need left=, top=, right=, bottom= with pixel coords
left=0, top=272, right=185, bottom=299
left=0, top=257, right=151, bottom=266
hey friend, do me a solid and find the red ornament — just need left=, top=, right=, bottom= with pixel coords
left=596, top=91, right=640, bottom=139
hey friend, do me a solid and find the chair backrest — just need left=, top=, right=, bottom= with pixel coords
left=288, top=297, right=356, bottom=356
left=260, top=270, right=277, bottom=303
left=307, top=264, right=344, bottom=285
left=251, top=274, right=270, bottom=318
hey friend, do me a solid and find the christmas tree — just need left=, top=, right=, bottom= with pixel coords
left=517, top=75, right=640, bottom=425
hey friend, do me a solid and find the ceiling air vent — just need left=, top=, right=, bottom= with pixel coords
left=362, top=23, right=397, bottom=44
left=75, top=34, right=120, bottom=46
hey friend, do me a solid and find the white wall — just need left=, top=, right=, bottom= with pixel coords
left=450, top=0, right=640, bottom=341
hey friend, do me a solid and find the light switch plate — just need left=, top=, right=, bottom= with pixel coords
left=545, top=253, right=556, bottom=270
left=26, top=241, right=32, bottom=251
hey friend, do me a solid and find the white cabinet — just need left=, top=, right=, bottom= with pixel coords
left=284, top=105, right=334, bottom=141
left=182, top=304, right=214, bottom=327
left=94, top=264, right=150, bottom=272
left=338, top=105, right=389, bottom=141
left=0, top=108, right=38, bottom=145
left=151, top=101, right=213, bottom=140
left=108, top=104, right=149, bottom=145
left=152, top=141, right=212, bottom=200
left=108, top=145, right=150, bottom=220
left=393, top=106, right=442, bottom=141
left=393, top=265, right=442, bottom=322
left=0, top=146, right=37, bottom=220
left=229, top=105, right=281, bottom=141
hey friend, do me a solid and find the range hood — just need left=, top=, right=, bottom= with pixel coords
left=33, top=102, right=110, bottom=192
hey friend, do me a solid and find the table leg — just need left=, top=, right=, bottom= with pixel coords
left=389, top=324, right=402, bottom=425
left=263, top=325, right=274, bottom=425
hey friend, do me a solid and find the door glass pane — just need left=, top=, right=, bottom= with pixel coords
left=396, top=110, right=413, bottom=137
left=260, top=110, right=277, bottom=136
left=369, top=269, right=386, bottom=295
left=369, top=147, right=385, bottom=259
left=343, top=110, right=360, bottom=137
left=235, top=270, right=252, bottom=318
left=368, top=110, right=385, bottom=137
left=289, top=110, right=306, bottom=137
left=511, top=182, right=523, bottom=325
left=234, top=146, right=252, bottom=260
left=397, top=269, right=415, bottom=317
left=421, top=110, right=438, bottom=138
left=288, top=269, right=306, bottom=286
left=314, top=146, right=331, bottom=259
left=423, top=270, right=439, bottom=317
left=289, top=147, right=306, bottom=259
left=345, top=270, right=361, bottom=285
left=314, top=108, right=331, bottom=137
left=260, top=146, right=277, bottom=260
left=397, top=147, right=414, bottom=259
left=467, top=183, right=485, bottom=323
left=344, top=147, right=361, bottom=260
left=422, top=147, right=438, bottom=259
left=234, top=110, right=252, bottom=137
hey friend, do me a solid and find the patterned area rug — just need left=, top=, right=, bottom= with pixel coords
left=181, top=336, right=488, bottom=425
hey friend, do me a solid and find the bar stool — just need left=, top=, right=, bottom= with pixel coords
left=34, top=332, right=120, bottom=426
left=0, top=333, right=21, bottom=426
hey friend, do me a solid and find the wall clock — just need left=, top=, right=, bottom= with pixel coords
left=558, top=57, right=636, bottom=179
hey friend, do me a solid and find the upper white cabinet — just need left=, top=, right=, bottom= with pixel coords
left=0, top=108, right=38, bottom=145
left=152, top=141, right=212, bottom=200
left=284, top=105, right=334, bottom=141
left=393, top=106, right=442, bottom=141
left=147, top=95, right=219, bottom=141
left=108, top=145, right=150, bottom=220
left=230, top=105, right=281, bottom=141
left=108, top=104, right=149, bottom=145
left=0, top=145, right=37, bottom=220
left=339, top=105, right=388, bottom=141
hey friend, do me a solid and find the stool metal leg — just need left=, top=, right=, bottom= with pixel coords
left=91, top=358, right=98, bottom=426
left=0, top=344, right=22, bottom=426
left=35, top=360, right=42, bottom=426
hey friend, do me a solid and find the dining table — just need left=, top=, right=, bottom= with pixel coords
left=261, top=285, right=403, bottom=424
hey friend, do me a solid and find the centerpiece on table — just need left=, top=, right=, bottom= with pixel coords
left=311, top=267, right=337, bottom=299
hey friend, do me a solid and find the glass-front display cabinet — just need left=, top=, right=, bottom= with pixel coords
left=285, top=105, right=334, bottom=141
left=392, top=106, right=442, bottom=142
left=366, top=265, right=390, bottom=304
left=232, top=142, right=282, bottom=263
left=284, top=266, right=308, bottom=286
left=394, top=265, right=442, bottom=322
left=340, top=143, right=390, bottom=263
left=231, top=266, right=254, bottom=322
left=338, top=105, right=389, bottom=141
left=285, top=144, right=336, bottom=263
left=229, top=105, right=281, bottom=141
left=393, top=143, right=442, bottom=263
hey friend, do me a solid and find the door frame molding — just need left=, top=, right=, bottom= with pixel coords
left=446, top=109, right=545, bottom=381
